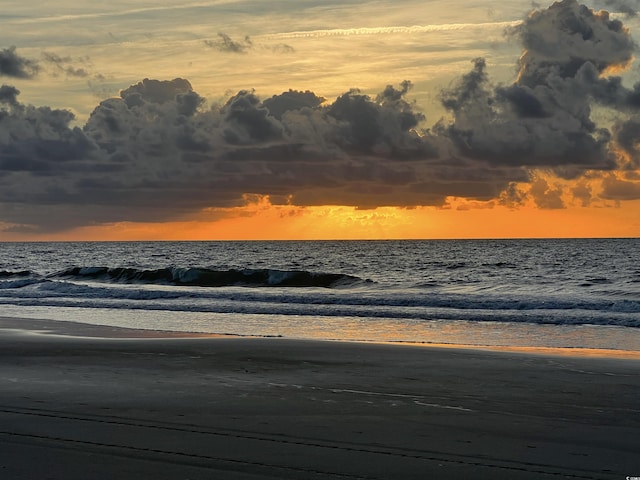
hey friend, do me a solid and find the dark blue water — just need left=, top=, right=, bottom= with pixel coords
left=1, top=239, right=639, bottom=351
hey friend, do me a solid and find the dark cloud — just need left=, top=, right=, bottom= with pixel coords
left=498, top=182, right=529, bottom=208
left=3, top=0, right=640, bottom=233
left=0, top=91, right=99, bottom=175
left=569, top=62, right=640, bottom=110
left=221, top=90, right=284, bottom=144
left=437, top=57, right=615, bottom=172
left=0, top=46, right=39, bottom=79
left=614, top=117, right=640, bottom=149
left=263, top=90, right=325, bottom=120
left=326, top=82, right=430, bottom=158
left=328, top=90, right=386, bottom=151
left=529, top=178, right=565, bottom=209
left=42, top=52, right=90, bottom=78
left=0, top=85, right=20, bottom=106
left=436, top=0, right=640, bottom=175
left=510, top=0, right=635, bottom=86
left=440, top=58, right=489, bottom=113
left=571, top=181, right=592, bottom=206
left=601, top=174, right=640, bottom=199
left=494, top=84, right=550, bottom=118
left=120, top=78, right=196, bottom=105
left=612, top=118, right=640, bottom=168
left=1, top=77, right=451, bottom=231
left=204, top=33, right=253, bottom=53
left=204, top=33, right=294, bottom=55
left=592, top=0, right=639, bottom=16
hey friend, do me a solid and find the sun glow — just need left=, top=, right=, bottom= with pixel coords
left=4, top=193, right=639, bottom=241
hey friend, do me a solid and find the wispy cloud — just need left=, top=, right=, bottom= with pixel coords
left=204, top=33, right=253, bottom=54
left=8, top=1, right=230, bottom=24
left=267, top=21, right=522, bottom=40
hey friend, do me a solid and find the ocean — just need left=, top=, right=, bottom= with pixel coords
left=1, top=239, right=639, bottom=353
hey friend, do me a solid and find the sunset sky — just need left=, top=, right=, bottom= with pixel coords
left=2, top=0, right=640, bottom=240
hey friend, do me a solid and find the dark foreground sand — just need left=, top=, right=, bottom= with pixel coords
left=0, top=317, right=639, bottom=479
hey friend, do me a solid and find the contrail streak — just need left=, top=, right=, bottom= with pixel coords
left=266, top=21, right=522, bottom=40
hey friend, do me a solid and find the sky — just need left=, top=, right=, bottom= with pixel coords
left=2, top=0, right=640, bottom=240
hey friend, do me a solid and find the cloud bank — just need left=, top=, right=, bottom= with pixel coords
left=1, top=0, right=640, bottom=232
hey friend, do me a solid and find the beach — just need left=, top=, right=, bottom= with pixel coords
left=0, top=317, right=638, bottom=479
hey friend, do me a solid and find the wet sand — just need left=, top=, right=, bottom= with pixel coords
left=0, top=317, right=639, bottom=479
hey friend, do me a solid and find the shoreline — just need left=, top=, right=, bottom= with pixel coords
left=2, top=315, right=639, bottom=361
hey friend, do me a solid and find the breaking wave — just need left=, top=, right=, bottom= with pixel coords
left=0, top=270, right=32, bottom=278
left=51, top=266, right=370, bottom=288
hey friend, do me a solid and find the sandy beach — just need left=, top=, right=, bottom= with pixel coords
left=0, top=317, right=638, bottom=479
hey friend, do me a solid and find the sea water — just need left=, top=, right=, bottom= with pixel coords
left=0, top=239, right=639, bottom=352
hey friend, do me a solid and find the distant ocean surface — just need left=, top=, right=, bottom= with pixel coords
left=1, top=239, right=639, bottom=353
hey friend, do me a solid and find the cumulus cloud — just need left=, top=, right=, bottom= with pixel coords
left=438, top=58, right=615, bottom=174
left=572, top=181, right=593, bottom=206
left=0, top=100, right=98, bottom=174
left=529, top=177, right=565, bottom=209
left=511, top=0, right=635, bottom=85
left=262, top=90, right=325, bottom=120
left=435, top=0, right=640, bottom=183
left=498, top=182, right=529, bottom=208
left=601, top=174, right=640, bottom=199
left=0, top=85, right=20, bottom=106
left=2, top=0, right=640, bottom=232
left=612, top=117, right=640, bottom=168
left=0, top=46, right=39, bottom=78
left=592, top=0, right=640, bottom=16
left=1, top=77, right=448, bottom=230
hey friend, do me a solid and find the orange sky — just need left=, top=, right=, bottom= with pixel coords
left=6, top=195, right=638, bottom=241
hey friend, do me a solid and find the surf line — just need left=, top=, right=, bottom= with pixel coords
left=268, top=383, right=474, bottom=412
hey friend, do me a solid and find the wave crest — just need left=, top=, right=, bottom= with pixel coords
left=0, top=270, right=32, bottom=278
left=52, top=266, right=369, bottom=288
